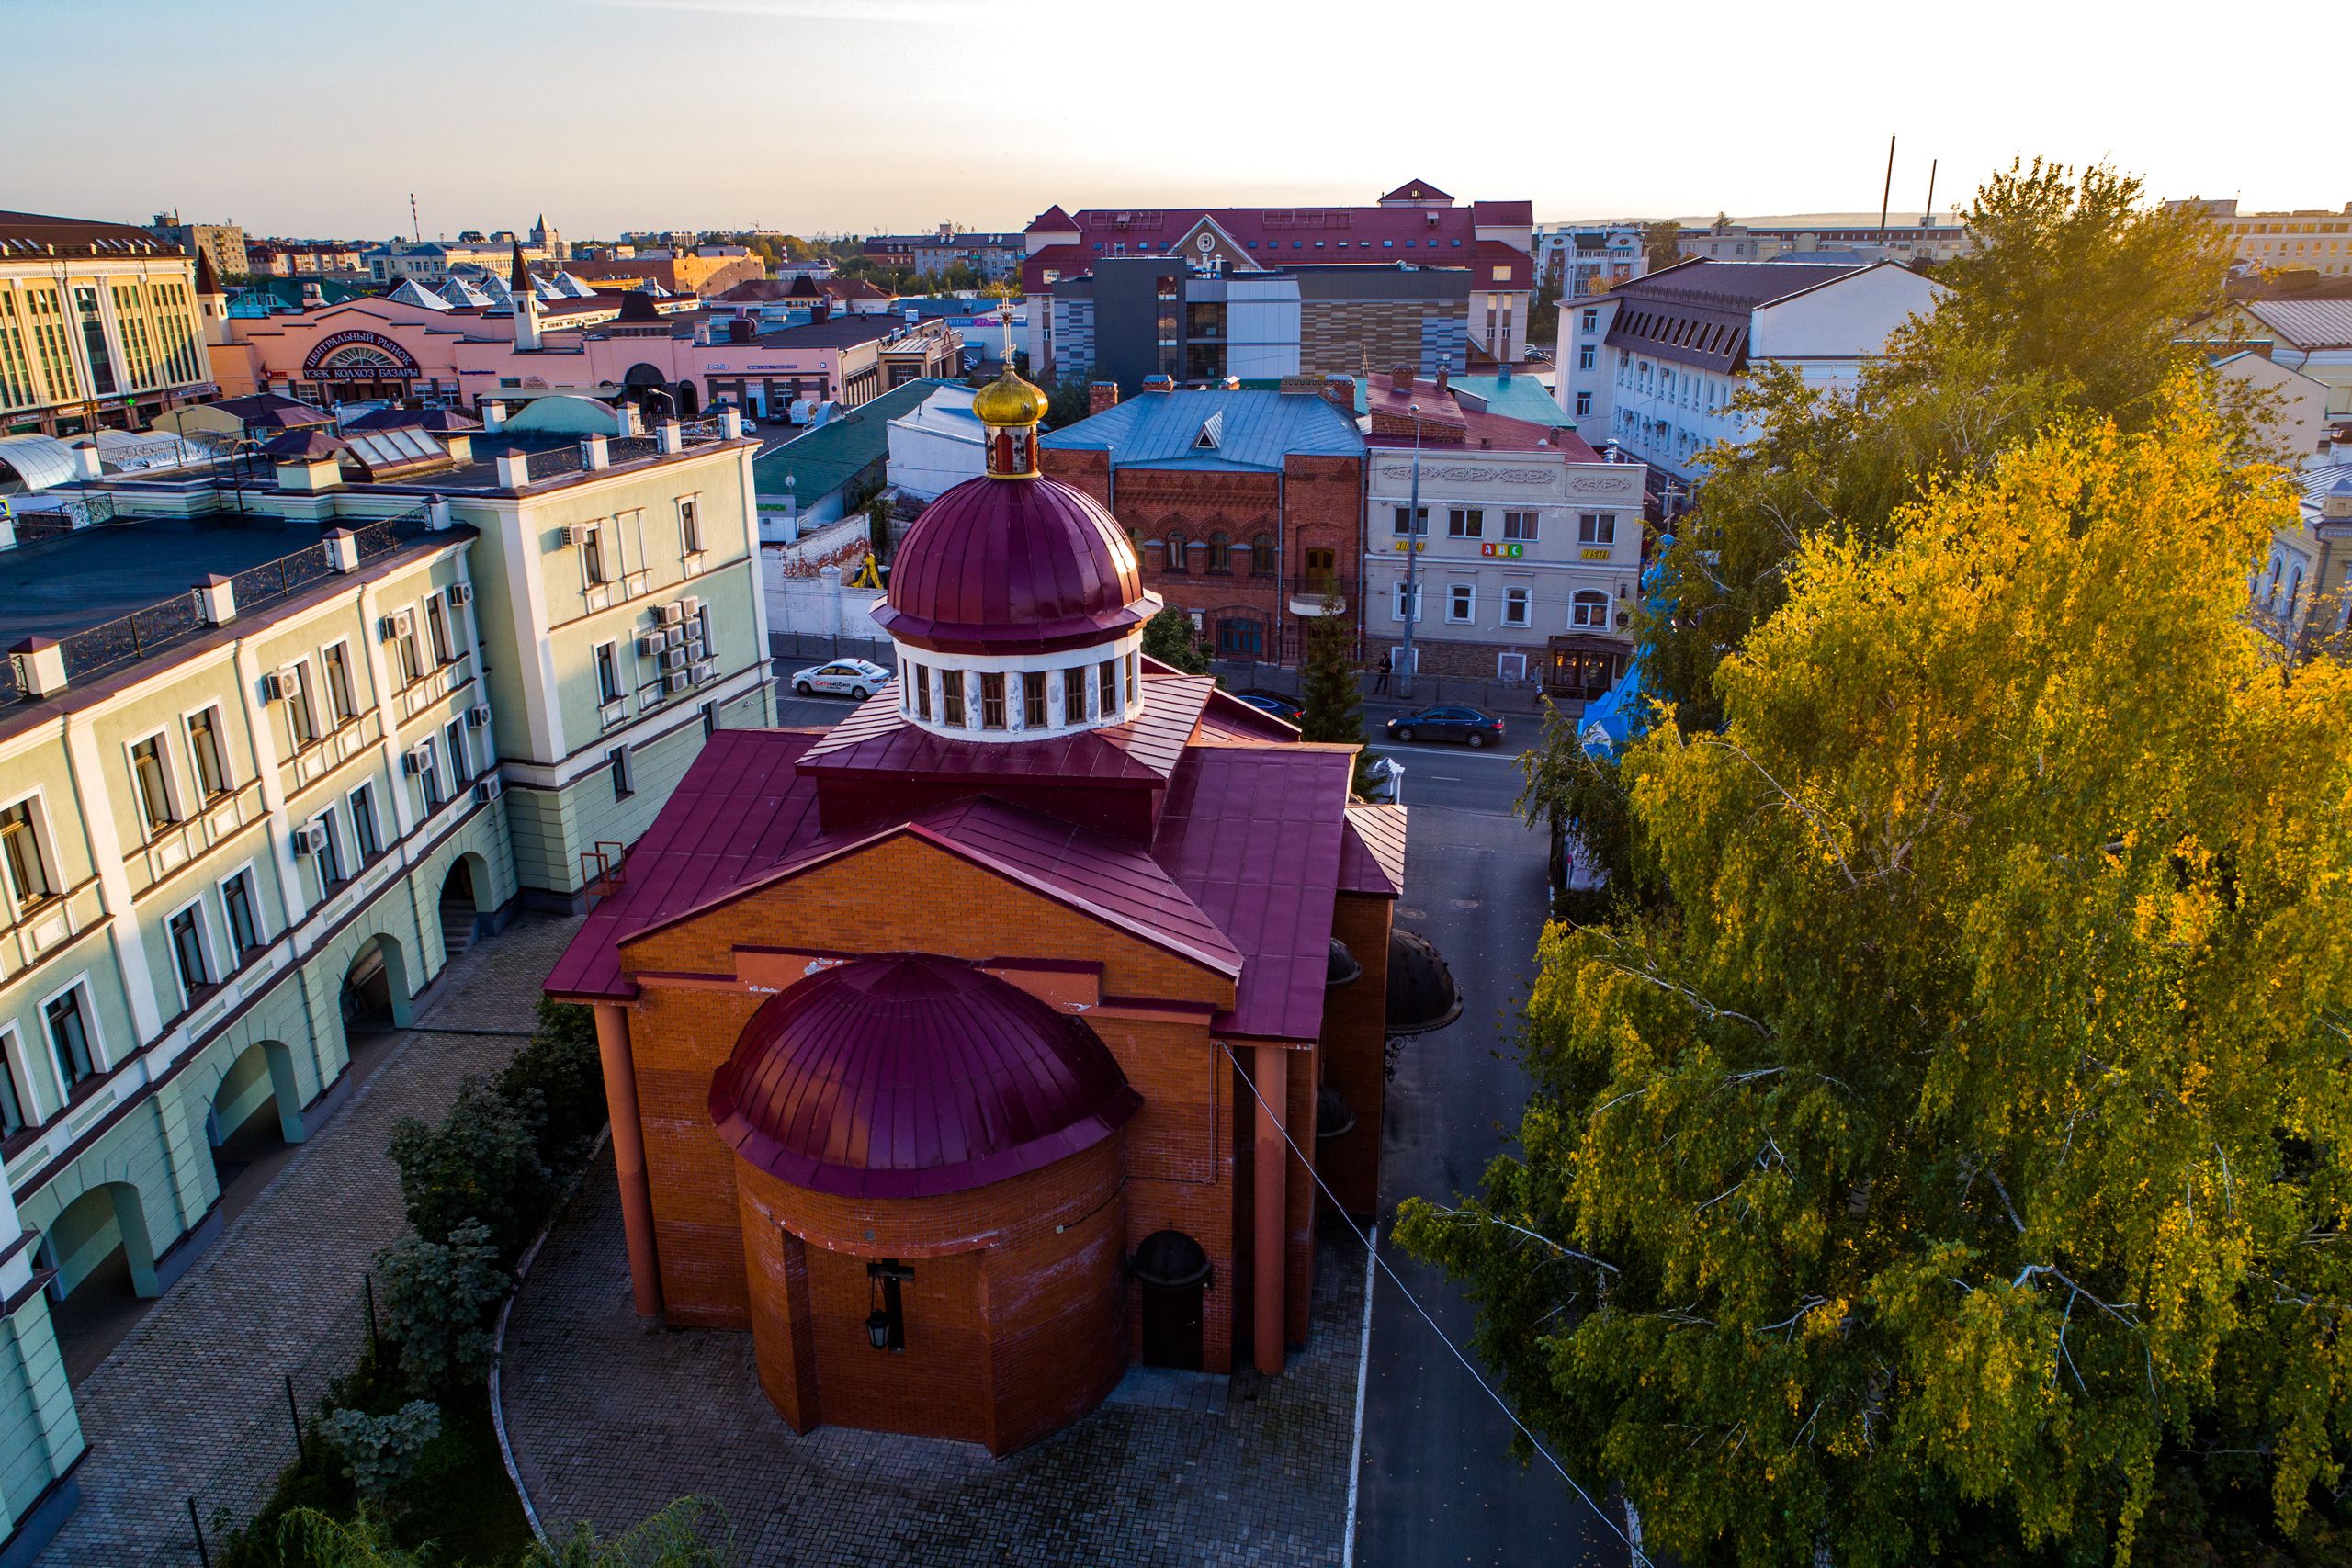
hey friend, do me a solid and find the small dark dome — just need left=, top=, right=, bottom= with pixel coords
left=872, top=476, right=1154, bottom=656
left=1132, top=1229, right=1211, bottom=1288
left=710, top=953, right=1138, bottom=1199
left=1385, top=928, right=1462, bottom=1037
left=1326, top=938, right=1362, bottom=987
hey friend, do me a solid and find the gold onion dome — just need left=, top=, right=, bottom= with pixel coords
left=972, top=367, right=1049, bottom=428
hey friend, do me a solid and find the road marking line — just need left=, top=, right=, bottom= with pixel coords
left=1343, top=1222, right=1379, bottom=1568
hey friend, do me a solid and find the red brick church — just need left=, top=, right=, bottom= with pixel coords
left=546, top=367, right=1413, bottom=1454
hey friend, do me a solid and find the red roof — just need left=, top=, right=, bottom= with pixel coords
left=1021, top=200, right=1536, bottom=293
left=710, top=953, right=1141, bottom=1199
left=1153, top=745, right=1353, bottom=1040
left=873, top=474, right=1155, bottom=656
left=542, top=731, right=826, bottom=999
left=1473, top=239, right=1534, bottom=289
left=1027, top=205, right=1078, bottom=235
left=1381, top=179, right=1453, bottom=203
left=1471, top=199, right=1535, bottom=226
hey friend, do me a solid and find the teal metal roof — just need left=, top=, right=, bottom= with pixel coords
left=1040, top=389, right=1364, bottom=472
left=1350, top=374, right=1570, bottom=428
left=751, top=378, right=958, bottom=502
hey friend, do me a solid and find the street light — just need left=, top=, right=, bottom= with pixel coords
left=1396, top=401, right=1425, bottom=699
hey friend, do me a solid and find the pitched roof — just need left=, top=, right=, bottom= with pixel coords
left=749, top=378, right=956, bottom=502
left=1041, top=389, right=1365, bottom=472
left=2244, top=298, right=2352, bottom=349
left=1381, top=179, right=1453, bottom=202
left=1340, top=804, right=1408, bottom=897
left=543, top=730, right=828, bottom=999
left=1153, top=745, right=1352, bottom=1040
left=1027, top=204, right=1078, bottom=233
left=0, top=209, right=177, bottom=259
left=1471, top=198, right=1535, bottom=226
left=1021, top=200, right=1535, bottom=291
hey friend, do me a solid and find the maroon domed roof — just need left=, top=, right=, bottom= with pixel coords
left=709, top=953, right=1140, bottom=1199
left=872, top=475, right=1156, bottom=656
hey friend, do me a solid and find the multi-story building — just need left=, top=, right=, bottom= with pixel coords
left=1676, top=217, right=1974, bottom=266
left=2166, top=198, right=2352, bottom=279
left=569, top=247, right=764, bottom=299
left=0, top=210, right=217, bottom=438
left=1533, top=223, right=1648, bottom=298
left=1046, top=256, right=1469, bottom=392
left=863, top=226, right=1024, bottom=280
left=1040, top=380, right=1366, bottom=665
left=0, top=410, right=769, bottom=1560
left=365, top=220, right=568, bottom=286
left=2255, top=462, right=2352, bottom=660
left=146, top=213, right=247, bottom=288
left=1021, top=181, right=1537, bottom=378
left=1556, top=258, right=1946, bottom=488
left=2220, top=297, right=2352, bottom=423
left=1357, top=369, right=1646, bottom=693
left=243, top=243, right=368, bottom=279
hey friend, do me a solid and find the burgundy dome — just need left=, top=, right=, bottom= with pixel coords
left=710, top=953, right=1139, bottom=1199
left=872, top=475, right=1155, bottom=655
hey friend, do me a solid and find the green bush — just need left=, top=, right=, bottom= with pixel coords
left=1141, top=608, right=1210, bottom=674
left=377, top=1220, right=508, bottom=1393
left=318, top=1403, right=440, bottom=1503
left=524, top=1496, right=733, bottom=1567
left=496, top=1000, right=605, bottom=1175
left=389, top=1077, right=552, bottom=1265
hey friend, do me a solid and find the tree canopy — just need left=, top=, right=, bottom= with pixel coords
left=1401, top=391, right=2352, bottom=1564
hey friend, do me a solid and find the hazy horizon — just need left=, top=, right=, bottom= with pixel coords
left=8, top=0, right=2334, bottom=242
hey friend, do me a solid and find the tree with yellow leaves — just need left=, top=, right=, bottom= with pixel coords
left=1400, top=389, right=2352, bottom=1564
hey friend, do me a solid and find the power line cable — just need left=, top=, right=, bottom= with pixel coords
left=1219, top=1042, right=1647, bottom=1566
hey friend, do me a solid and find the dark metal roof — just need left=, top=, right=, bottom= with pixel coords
left=710, top=953, right=1141, bottom=1199
left=874, top=474, right=1152, bottom=655
left=0, top=209, right=178, bottom=259
left=210, top=392, right=336, bottom=430
left=1385, top=927, right=1462, bottom=1036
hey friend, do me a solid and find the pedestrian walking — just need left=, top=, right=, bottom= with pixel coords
left=1373, top=649, right=1391, bottom=695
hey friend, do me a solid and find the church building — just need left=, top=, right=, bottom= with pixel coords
left=546, top=367, right=1408, bottom=1454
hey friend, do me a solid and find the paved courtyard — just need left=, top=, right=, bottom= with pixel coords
left=501, top=1156, right=1369, bottom=1567
left=39, top=915, right=582, bottom=1567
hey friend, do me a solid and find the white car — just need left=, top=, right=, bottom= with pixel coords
left=790, top=659, right=890, bottom=700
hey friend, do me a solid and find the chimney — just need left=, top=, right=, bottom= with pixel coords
left=657, top=419, right=684, bottom=455
left=1390, top=364, right=1416, bottom=392
left=1433, top=365, right=1450, bottom=396
left=481, top=400, right=506, bottom=431
left=1141, top=374, right=1174, bottom=394
left=192, top=574, right=236, bottom=626
left=812, top=298, right=831, bottom=322
left=1322, top=373, right=1356, bottom=415
left=582, top=433, right=610, bottom=470
left=1089, top=381, right=1119, bottom=415
left=494, top=449, right=531, bottom=488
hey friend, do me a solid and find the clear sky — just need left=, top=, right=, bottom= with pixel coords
left=7, top=0, right=2331, bottom=241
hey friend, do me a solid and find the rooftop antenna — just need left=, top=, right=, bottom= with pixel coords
left=1877, top=136, right=1895, bottom=247
left=410, top=193, right=421, bottom=243
left=1922, top=158, right=1938, bottom=226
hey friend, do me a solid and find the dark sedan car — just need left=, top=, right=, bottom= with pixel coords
left=1384, top=705, right=1506, bottom=748
left=1235, top=690, right=1304, bottom=724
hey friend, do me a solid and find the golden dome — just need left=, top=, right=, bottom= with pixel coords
left=972, top=367, right=1049, bottom=429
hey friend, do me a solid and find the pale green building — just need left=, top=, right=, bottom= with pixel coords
left=0, top=412, right=768, bottom=1557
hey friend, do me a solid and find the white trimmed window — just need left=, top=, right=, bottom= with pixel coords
left=1448, top=584, right=1476, bottom=623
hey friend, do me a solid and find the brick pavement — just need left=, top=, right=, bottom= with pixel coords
left=38, top=914, right=582, bottom=1568
left=502, top=1156, right=1363, bottom=1567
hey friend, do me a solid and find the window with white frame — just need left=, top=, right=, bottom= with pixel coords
left=5, top=800, right=59, bottom=913
left=187, top=706, right=231, bottom=800
left=595, top=642, right=623, bottom=705
left=1581, top=308, right=1600, bottom=333
left=220, top=867, right=262, bottom=954
left=444, top=718, right=472, bottom=787
left=608, top=745, right=634, bottom=799
left=678, top=496, right=703, bottom=555
left=1577, top=344, right=1595, bottom=370
left=392, top=617, right=424, bottom=686
left=1392, top=506, right=1429, bottom=537
left=1503, top=511, right=1539, bottom=542
left=581, top=524, right=609, bottom=585
left=425, top=594, right=455, bottom=665
left=1572, top=590, right=1611, bottom=628
left=417, top=741, right=444, bottom=811
left=0, top=1029, right=27, bottom=1138
left=44, top=983, right=97, bottom=1091
left=349, top=783, right=382, bottom=860
left=1503, top=587, right=1531, bottom=626
left=1393, top=582, right=1422, bottom=622
left=1448, top=583, right=1476, bottom=623
left=129, top=734, right=179, bottom=834
left=1577, top=513, right=1617, bottom=546
left=322, top=641, right=357, bottom=722
left=166, top=900, right=212, bottom=1004
left=1575, top=391, right=1592, bottom=416
left=311, top=807, right=346, bottom=886
left=1447, top=508, right=1484, bottom=539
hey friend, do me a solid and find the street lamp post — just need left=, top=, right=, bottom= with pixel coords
left=1396, top=402, right=1425, bottom=700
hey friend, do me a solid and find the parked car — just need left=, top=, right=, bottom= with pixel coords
left=789, top=658, right=890, bottom=699
left=1383, top=705, right=1506, bottom=748
left=1235, top=690, right=1304, bottom=724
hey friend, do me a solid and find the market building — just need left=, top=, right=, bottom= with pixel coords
left=548, top=368, right=1413, bottom=1456
left=0, top=406, right=768, bottom=1560
left=1357, top=368, right=1646, bottom=694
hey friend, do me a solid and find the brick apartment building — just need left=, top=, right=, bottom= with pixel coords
left=547, top=368, right=1414, bottom=1454
left=1040, top=379, right=1368, bottom=665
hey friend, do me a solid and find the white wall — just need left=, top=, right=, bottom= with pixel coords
left=1747, top=264, right=1943, bottom=367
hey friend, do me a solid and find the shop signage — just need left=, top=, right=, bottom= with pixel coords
left=1579, top=547, right=1612, bottom=560
left=1390, top=540, right=1427, bottom=553
left=1480, top=543, right=1525, bottom=558
left=303, top=330, right=422, bottom=381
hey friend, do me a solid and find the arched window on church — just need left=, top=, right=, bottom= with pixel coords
left=1250, top=533, right=1276, bottom=577
left=1164, top=532, right=1189, bottom=574
left=1207, top=532, right=1232, bottom=574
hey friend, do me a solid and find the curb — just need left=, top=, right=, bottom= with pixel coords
left=489, top=1123, right=614, bottom=1547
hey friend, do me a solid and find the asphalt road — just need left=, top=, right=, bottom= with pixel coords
left=1355, top=767, right=1624, bottom=1567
